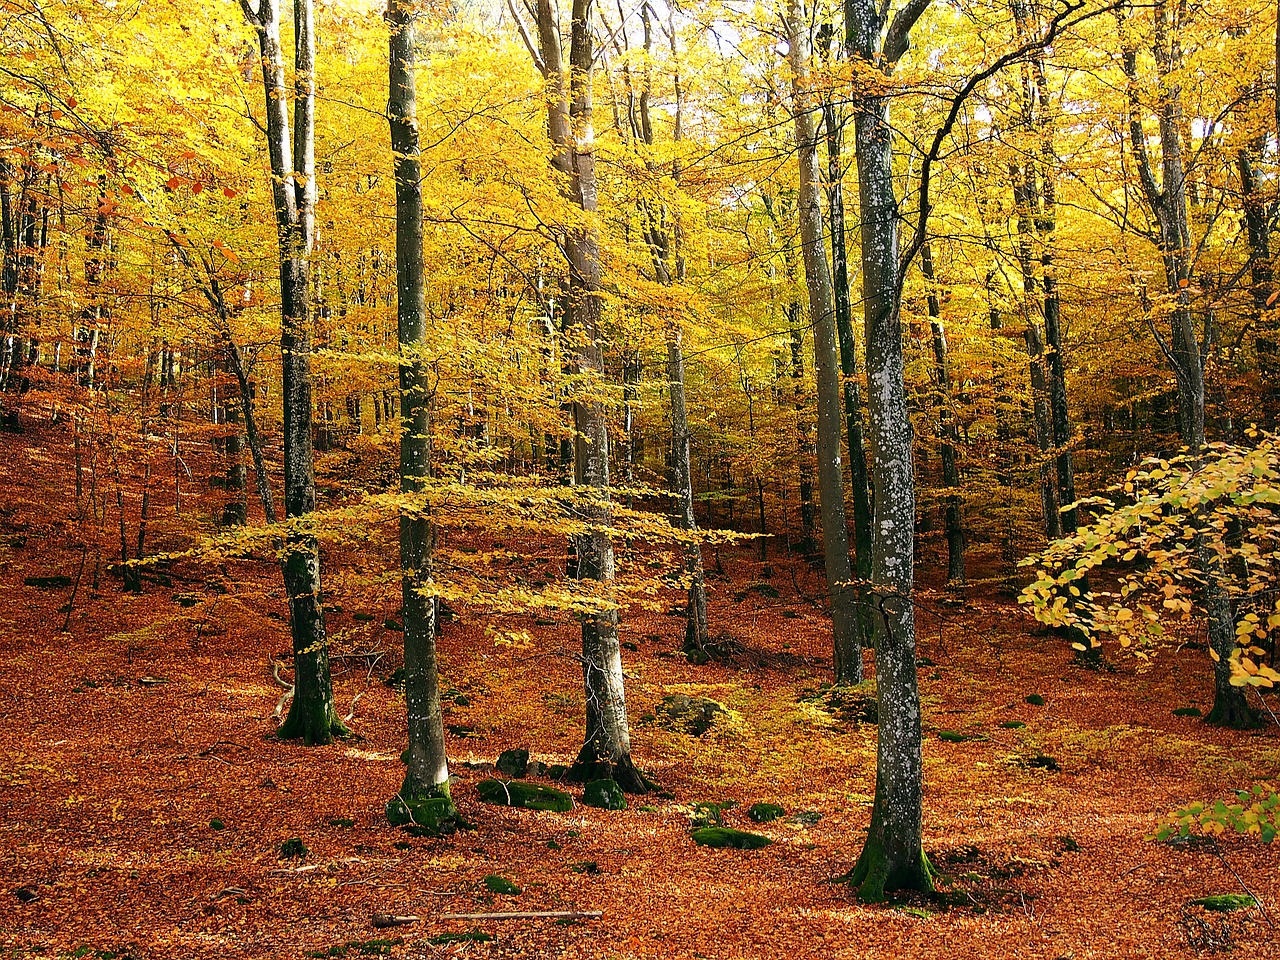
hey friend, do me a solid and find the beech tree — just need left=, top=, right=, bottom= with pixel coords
left=842, top=0, right=935, bottom=901
left=239, top=0, right=345, bottom=744
left=783, top=0, right=862, bottom=684
left=515, top=0, right=648, bottom=791
left=382, top=0, right=459, bottom=832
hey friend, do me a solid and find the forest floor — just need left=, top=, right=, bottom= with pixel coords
left=1, top=410, right=1278, bottom=960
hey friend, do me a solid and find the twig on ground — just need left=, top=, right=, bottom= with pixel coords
left=371, top=914, right=419, bottom=928
left=439, top=910, right=602, bottom=921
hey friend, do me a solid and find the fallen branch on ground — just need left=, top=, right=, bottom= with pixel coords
left=439, top=910, right=602, bottom=921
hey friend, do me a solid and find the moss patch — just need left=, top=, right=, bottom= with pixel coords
left=1192, top=894, right=1257, bottom=912
left=747, top=802, right=785, bottom=823
left=482, top=874, right=520, bottom=895
left=385, top=794, right=460, bottom=836
left=582, top=779, right=626, bottom=811
left=691, top=827, right=772, bottom=850
left=475, top=779, right=572, bottom=813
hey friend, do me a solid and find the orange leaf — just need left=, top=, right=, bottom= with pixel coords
left=191, top=182, right=204, bottom=195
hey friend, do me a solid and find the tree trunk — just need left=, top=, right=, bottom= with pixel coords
left=241, top=0, right=344, bottom=745
left=1119, top=1, right=1255, bottom=727
left=786, top=2, right=861, bottom=684
left=384, top=0, right=458, bottom=831
left=821, top=24, right=875, bottom=643
left=526, top=0, right=646, bottom=791
left=921, top=244, right=965, bottom=584
left=843, top=0, right=933, bottom=901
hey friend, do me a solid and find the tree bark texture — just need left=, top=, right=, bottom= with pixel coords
left=386, top=0, right=456, bottom=821
left=843, top=0, right=933, bottom=901
left=241, top=0, right=344, bottom=745
left=786, top=2, right=862, bottom=684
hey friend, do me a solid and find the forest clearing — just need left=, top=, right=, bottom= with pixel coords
left=3, top=0, right=1280, bottom=956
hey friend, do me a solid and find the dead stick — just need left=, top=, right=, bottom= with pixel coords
left=440, top=910, right=602, bottom=921
left=372, top=914, right=419, bottom=928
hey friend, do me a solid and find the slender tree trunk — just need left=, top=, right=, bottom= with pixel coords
left=921, top=244, right=965, bottom=584
left=1119, top=2, right=1254, bottom=727
left=241, top=0, right=344, bottom=745
left=525, top=0, right=646, bottom=791
left=384, top=0, right=458, bottom=831
left=786, top=2, right=861, bottom=684
left=1239, top=148, right=1277, bottom=429
left=820, top=25, right=875, bottom=642
left=843, top=0, right=933, bottom=901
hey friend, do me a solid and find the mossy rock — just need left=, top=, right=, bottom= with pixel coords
left=1172, top=707, right=1202, bottom=717
left=495, top=748, right=529, bottom=778
left=1025, top=694, right=1046, bottom=706
left=482, top=874, right=521, bottom=895
left=328, top=817, right=355, bottom=828
left=657, top=694, right=724, bottom=736
left=582, top=779, right=626, bottom=811
left=1000, top=720, right=1026, bottom=729
left=691, top=827, right=772, bottom=850
left=747, top=802, right=785, bottom=824
left=383, top=668, right=405, bottom=692
left=352, top=612, right=375, bottom=622
left=937, top=730, right=970, bottom=743
left=691, top=800, right=737, bottom=828
left=385, top=795, right=460, bottom=836
left=209, top=818, right=225, bottom=831
left=279, top=837, right=309, bottom=859
left=383, top=619, right=403, bottom=632
left=748, top=581, right=780, bottom=598
left=475, top=779, right=572, bottom=813
left=1192, top=894, right=1256, bottom=912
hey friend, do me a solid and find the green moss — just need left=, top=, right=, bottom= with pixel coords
left=1026, top=694, right=1046, bottom=706
left=1000, top=720, right=1026, bottom=729
left=582, top=779, right=626, bottom=811
left=427, top=932, right=491, bottom=945
left=1192, top=894, right=1257, bottom=911
left=937, top=730, right=969, bottom=743
left=1172, top=707, right=1202, bottom=717
left=747, top=803, right=785, bottom=823
left=385, top=792, right=461, bottom=837
left=475, top=779, right=572, bottom=813
left=209, top=818, right=225, bottom=831
left=690, top=827, right=772, bottom=850
left=279, top=837, right=308, bottom=860
left=328, top=817, right=355, bottom=828
left=482, top=874, right=521, bottom=895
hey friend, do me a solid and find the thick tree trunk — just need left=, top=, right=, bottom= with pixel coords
left=843, top=0, right=933, bottom=901
left=241, top=0, right=343, bottom=745
left=786, top=2, right=861, bottom=684
left=385, top=0, right=458, bottom=830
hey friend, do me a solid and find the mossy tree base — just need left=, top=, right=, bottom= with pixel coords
left=1205, top=691, right=1262, bottom=730
left=565, top=745, right=655, bottom=794
left=386, top=786, right=464, bottom=837
left=277, top=699, right=350, bottom=746
left=843, top=836, right=935, bottom=903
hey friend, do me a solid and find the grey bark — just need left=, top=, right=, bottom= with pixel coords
left=785, top=2, right=862, bottom=684
left=386, top=0, right=455, bottom=817
left=819, top=23, right=875, bottom=642
left=240, top=0, right=344, bottom=744
left=525, top=0, right=646, bottom=791
left=921, top=244, right=964, bottom=583
left=1118, top=1, right=1253, bottom=727
left=843, top=0, right=934, bottom=901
